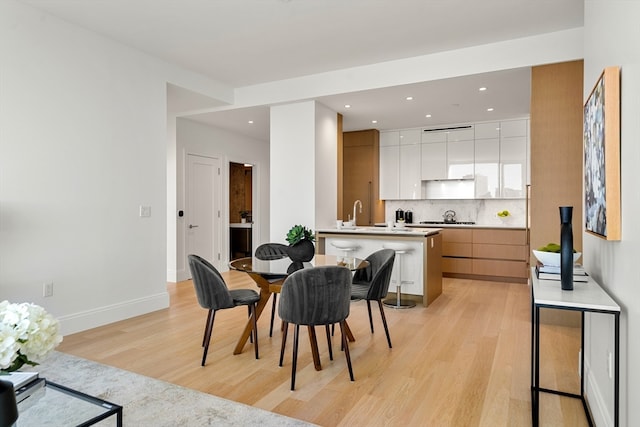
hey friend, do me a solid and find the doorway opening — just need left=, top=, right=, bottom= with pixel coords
left=229, top=162, right=253, bottom=260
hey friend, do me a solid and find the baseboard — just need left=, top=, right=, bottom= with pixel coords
left=58, top=292, right=170, bottom=336
left=584, top=358, right=613, bottom=427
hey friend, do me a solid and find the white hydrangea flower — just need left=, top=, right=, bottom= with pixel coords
left=0, top=300, right=63, bottom=371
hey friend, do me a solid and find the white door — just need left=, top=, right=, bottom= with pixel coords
left=187, top=154, right=222, bottom=271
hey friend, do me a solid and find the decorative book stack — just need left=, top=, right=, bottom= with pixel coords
left=2, top=371, right=45, bottom=403
left=535, top=262, right=588, bottom=282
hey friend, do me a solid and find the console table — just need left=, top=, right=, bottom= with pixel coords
left=530, top=267, right=620, bottom=426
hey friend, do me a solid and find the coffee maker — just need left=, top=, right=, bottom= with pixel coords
left=395, top=209, right=404, bottom=222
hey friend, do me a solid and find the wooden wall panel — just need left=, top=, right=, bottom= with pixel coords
left=530, top=60, right=584, bottom=258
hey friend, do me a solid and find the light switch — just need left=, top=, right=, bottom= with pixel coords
left=139, top=205, right=151, bottom=217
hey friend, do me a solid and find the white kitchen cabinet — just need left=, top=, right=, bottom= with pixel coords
left=399, top=143, right=421, bottom=199
left=399, top=129, right=421, bottom=145
left=422, top=129, right=447, bottom=143
left=447, top=139, right=474, bottom=179
left=421, top=142, right=447, bottom=180
left=379, top=130, right=421, bottom=200
left=474, top=138, right=500, bottom=198
left=379, top=145, right=399, bottom=199
left=474, top=122, right=500, bottom=139
left=500, top=136, right=527, bottom=198
left=380, top=130, right=399, bottom=147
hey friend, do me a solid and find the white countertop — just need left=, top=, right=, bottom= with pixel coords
left=530, top=267, right=620, bottom=312
left=317, top=227, right=441, bottom=237
left=230, top=222, right=252, bottom=228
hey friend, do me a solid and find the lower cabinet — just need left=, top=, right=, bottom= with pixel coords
left=441, top=227, right=528, bottom=282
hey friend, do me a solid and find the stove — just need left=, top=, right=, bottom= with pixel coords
left=419, top=220, right=476, bottom=225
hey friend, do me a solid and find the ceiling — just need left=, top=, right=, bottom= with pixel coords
left=21, top=0, right=584, bottom=141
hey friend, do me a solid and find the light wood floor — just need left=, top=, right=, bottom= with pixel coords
left=58, top=273, right=589, bottom=426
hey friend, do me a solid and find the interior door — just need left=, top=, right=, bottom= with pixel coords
left=187, top=154, right=222, bottom=271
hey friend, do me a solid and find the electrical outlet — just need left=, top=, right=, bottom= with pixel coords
left=43, top=282, right=53, bottom=297
left=139, top=205, right=151, bottom=217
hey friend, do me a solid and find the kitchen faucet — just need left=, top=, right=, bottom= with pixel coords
left=353, top=200, right=362, bottom=226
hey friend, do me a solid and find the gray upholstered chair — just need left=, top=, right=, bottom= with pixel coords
left=278, top=266, right=354, bottom=390
left=255, top=243, right=289, bottom=337
left=350, top=248, right=396, bottom=348
left=188, top=254, right=260, bottom=365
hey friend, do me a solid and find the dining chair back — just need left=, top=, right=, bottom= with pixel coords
left=188, top=254, right=260, bottom=365
left=254, top=242, right=290, bottom=337
left=278, top=265, right=354, bottom=390
left=350, top=248, right=396, bottom=348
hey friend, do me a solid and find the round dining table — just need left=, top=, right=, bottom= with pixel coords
left=229, top=254, right=368, bottom=370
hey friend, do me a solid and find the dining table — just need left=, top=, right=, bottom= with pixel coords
left=229, top=253, right=369, bottom=370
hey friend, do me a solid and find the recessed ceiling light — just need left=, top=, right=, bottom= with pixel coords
left=344, top=104, right=351, bottom=109
left=479, top=87, right=487, bottom=91
left=372, top=120, right=378, bottom=124
left=248, top=120, right=254, bottom=124
left=487, top=108, right=494, bottom=112
left=425, top=114, right=432, bottom=118
left=406, top=96, right=414, bottom=101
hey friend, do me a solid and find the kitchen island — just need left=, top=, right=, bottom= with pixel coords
left=316, top=227, right=442, bottom=306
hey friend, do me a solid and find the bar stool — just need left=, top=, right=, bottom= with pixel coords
left=331, top=240, right=359, bottom=260
left=382, top=242, right=416, bottom=309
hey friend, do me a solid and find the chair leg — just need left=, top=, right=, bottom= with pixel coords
left=339, top=321, right=355, bottom=381
left=247, top=306, right=253, bottom=343
left=279, top=321, right=289, bottom=367
left=251, top=303, right=259, bottom=359
left=366, top=300, right=374, bottom=333
left=270, top=294, right=277, bottom=337
left=201, top=310, right=216, bottom=366
left=377, top=300, right=393, bottom=348
left=291, top=324, right=300, bottom=391
left=325, top=324, right=333, bottom=361
left=202, top=309, right=213, bottom=347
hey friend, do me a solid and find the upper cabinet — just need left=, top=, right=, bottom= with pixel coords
left=380, top=119, right=529, bottom=200
left=379, top=130, right=421, bottom=200
left=499, top=119, right=528, bottom=198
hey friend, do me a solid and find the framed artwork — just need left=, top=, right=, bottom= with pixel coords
left=583, top=66, right=621, bottom=240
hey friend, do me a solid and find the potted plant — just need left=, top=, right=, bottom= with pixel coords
left=285, top=225, right=315, bottom=262
left=239, top=210, right=250, bottom=223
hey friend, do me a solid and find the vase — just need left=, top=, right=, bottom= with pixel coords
left=560, top=206, right=574, bottom=291
left=0, top=380, right=19, bottom=427
left=286, top=239, right=315, bottom=263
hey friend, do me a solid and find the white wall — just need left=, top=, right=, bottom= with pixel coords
left=173, top=118, right=270, bottom=280
left=583, top=2, right=640, bottom=426
left=0, top=0, right=229, bottom=335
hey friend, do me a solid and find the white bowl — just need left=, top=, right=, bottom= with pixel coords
left=395, top=222, right=406, bottom=229
left=532, top=250, right=582, bottom=267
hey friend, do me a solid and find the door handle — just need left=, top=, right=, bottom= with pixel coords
left=189, top=224, right=199, bottom=229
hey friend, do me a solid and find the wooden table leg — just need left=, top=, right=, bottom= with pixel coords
left=344, top=320, right=355, bottom=342
left=307, top=326, right=322, bottom=371
left=234, top=274, right=282, bottom=355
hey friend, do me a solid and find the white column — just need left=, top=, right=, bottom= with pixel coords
left=269, top=101, right=337, bottom=243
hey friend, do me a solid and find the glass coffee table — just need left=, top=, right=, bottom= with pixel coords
left=17, top=379, right=122, bottom=426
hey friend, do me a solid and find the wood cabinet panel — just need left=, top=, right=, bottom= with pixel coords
left=472, top=259, right=528, bottom=279
left=443, top=242, right=473, bottom=257
left=343, top=130, right=383, bottom=225
left=441, top=227, right=528, bottom=281
left=473, top=243, right=527, bottom=261
left=441, top=228, right=473, bottom=243
left=473, top=229, right=526, bottom=245
left=443, top=257, right=472, bottom=274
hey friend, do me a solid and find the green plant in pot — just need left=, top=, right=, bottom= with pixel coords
left=285, top=225, right=315, bottom=262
